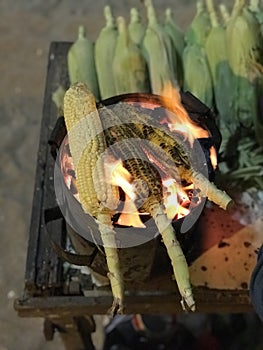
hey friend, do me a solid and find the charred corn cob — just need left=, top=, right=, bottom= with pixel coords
left=142, top=0, right=178, bottom=94
left=113, top=16, right=150, bottom=95
left=94, top=5, right=117, bottom=100
left=128, top=7, right=145, bottom=46
left=164, top=8, right=185, bottom=87
left=64, top=82, right=123, bottom=314
left=112, top=102, right=232, bottom=210
left=100, top=105, right=195, bottom=311
left=67, top=26, right=99, bottom=100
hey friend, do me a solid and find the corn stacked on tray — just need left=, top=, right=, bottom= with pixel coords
left=56, top=0, right=263, bottom=195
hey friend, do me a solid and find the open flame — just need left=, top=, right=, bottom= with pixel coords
left=61, top=83, right=218, bottom=229
left=160, top=83, right=210, bottom=147
left=109, top=160, right=136, bottom=201
left=109, top=160, right=146, bottom=228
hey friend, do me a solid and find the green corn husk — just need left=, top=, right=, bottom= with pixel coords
left=164, top=8, right=185, bottom=87
left=142, top=0, right=178, bottom=94
left=94, top=5, right=118, bottom=100
left=112, top=16, right=150, bottom=95
left=204, top=0, right=236, bottom=135
left=52, top=85, right=66, bottom=115
left=251, top=0, right=263, bottom=37
left=185, top=0, right=211, bottom=46
left=67, top=25, right=99, bottom=100
left=219, top=3, right=231, bottom=24
left=225, top=0, right=263, bottom=130
left=183, top=43, right=213, bottom=107
left=128, top=7, right=145, bottom=46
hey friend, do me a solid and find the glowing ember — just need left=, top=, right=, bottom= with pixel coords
left=210, top=146, right=217, bottom=170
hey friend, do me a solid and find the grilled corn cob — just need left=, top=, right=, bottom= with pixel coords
left=112, top=102, right=232, bottom=210
left=113, top=16, right=150, bottom=95
left=164, top=8, right=185, bottom=87
left=63, top=82, right=123, bottom=314
left=67, top=26, right=99, bottom=100
left=141, top=0, right=178, bottom=94
left=100, top=105, right=195, bottom=311
left=128, top=7, right=145, bottom=46
left=94, top=5, right=117, bottom=100
left=63, top=84, right=233, bottom=313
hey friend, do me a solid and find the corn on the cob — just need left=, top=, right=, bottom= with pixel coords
left=112, top=102, right=233, bottom=210
left=63, top=84, right=233, bottom=313
left=128, top=7, right=145, bottom=46
left=164, top=8, right=185, bottom=87
left=219, top=3, right=230, bottom=24
left=94, top=5, right=117, bottom=100
left=112, top=16, right=150, bottom=95
left=100, top=105, right=195, bottom=311
left=67, top=26, right=100, bottom=101
left=142, top=0, right=178, bottom=94
left=185, top=0, right=211, bottom=46
left=64, top=82, right=123, bottom=314
left=225, top=0, right=263, bottom=129
left=251, top=0, right=263, bottom=37
left=204, top=0, right=236, bottom=134
left=183, top=43, right=213, bottom=108
left=52, top=85, right=66, bottom=115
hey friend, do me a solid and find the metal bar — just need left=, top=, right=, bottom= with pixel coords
left=25, top=42, right=72, bottom=293
left=14, top=288, right=252, bottom=317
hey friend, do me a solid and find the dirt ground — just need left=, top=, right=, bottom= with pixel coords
left=2, top=0, right=256, bottom=349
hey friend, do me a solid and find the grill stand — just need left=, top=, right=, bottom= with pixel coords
left=14, top=42, right=253, bottom=350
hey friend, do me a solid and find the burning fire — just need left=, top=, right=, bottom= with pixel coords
left=61, top=83, right=218, bottom=228
left=108, top=160, right=146, bottom=228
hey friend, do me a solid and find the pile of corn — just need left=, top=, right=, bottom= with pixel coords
left=65, top=0, right=263, bottom=191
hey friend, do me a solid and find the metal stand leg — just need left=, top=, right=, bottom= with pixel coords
left=44, top=316, right=96, bottom=350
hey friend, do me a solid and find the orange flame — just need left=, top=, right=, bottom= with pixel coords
left=210, top=146, right=217, bottom=170
left=105, top=85, right=218, bottom=227
left=110, top=160, right=136, bottom=201
left=163, top=178, right=191, bottom=220
left=109, top=160, right=145, bottom=228
left=117, top=195, right=146, bottom=228
left=160, top=82, right=210, bottom=147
